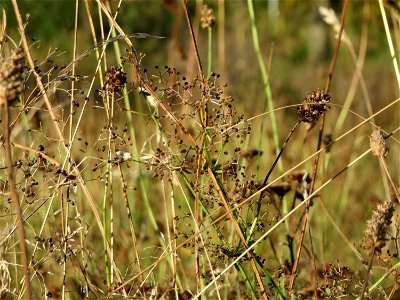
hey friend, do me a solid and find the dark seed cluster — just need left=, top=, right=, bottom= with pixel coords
left=104, top=66, right=127, bottom=93
left=297, top=89, right=331, bottom=123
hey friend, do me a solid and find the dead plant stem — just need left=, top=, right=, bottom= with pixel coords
left=360, top=251, right=375, bottom=300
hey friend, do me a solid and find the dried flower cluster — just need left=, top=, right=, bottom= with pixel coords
left=0, top=47, right=26, bottom=105
left=362, top=201, right=394, bottom=255
left=104, top=66, right=126, bottom=93
left=140, top=68, right=248, bottom=182
left=370, top=128, right=388, bottom=158
left=297, top=89, right=331, bottom=123
left=200, top=5, right=215, bottom=29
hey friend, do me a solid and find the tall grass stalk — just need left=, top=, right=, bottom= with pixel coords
left=379, top=0, right=400, bottom=91
left=246, top=0, right=282, bottom=173
left=2, top=91, right=32, bottom=300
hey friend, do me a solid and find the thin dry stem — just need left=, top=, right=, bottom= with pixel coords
left=2, top=99, right=32, bottom=300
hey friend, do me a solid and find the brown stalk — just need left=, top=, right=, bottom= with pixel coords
left=255, top=120, right=301, bottom=222
left=359, top=251, right=374, bottom=300
left=2, top=99, right=32, bottom=299
left=118, top=164, right=144, bottom=291
left=181, top=1, right=207, bottom=293
left=194, top=134, right=204, bottom=293
left=182, top=0, right=204, bottom=83
left=288, top=0, right=349, bottom=296
left=183, top=0, right=202, bottom=85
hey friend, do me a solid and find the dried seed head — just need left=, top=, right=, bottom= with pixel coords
left=200, top=5, right=215, bottom=29
left=297, top=89, right=331, bottom=123
left=0, top=48, right=26, bottom=105
left=370, top=127, right=388, bottom=158
left=104, top=67, right=126, bottom=93
left=362, top=201, right=394, bottom=255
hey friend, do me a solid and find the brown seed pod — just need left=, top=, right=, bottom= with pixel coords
left=297, top=89, right=331, bottom=123
left=370, top=127, right=388, bottom=158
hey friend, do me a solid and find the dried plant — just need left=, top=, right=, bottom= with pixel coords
left=370, top=127, right=389, bottom=158
left=1, top=1, right=400, bottom=299
left=362, top=200, right=394, bottom=255
left=0, top=47, right=25, bottom=104
left=200, top=5, right=215, bottom=29
left=104, top=66, right=127, bottom=93
left=297, top=89, right=331, bottom=123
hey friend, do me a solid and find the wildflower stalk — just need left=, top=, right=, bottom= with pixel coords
left=102, top=169, right=111, bottom=289
left=207, top=27, right=212, bottom=75
left=102, top=91, right=114, bottom=290
left=255, top=121, right=301, bottom=218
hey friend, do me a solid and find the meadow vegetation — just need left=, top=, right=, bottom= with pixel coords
left=0, top=0, right=399, bottom=299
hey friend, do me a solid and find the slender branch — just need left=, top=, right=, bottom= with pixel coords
left=360, top=251, right=375, bottom=300
left=182, top=0, right=204, bottom=83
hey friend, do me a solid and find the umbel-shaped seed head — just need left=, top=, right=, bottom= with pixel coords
left=0, top=48, right=26, bottom=105
left=297, top=89, right=331, bottom=123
